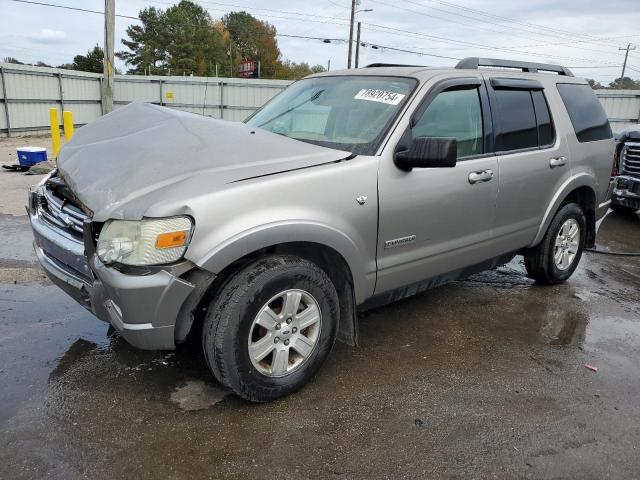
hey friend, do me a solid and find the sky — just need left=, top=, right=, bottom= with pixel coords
left=1, top=0, right=639, bottom=83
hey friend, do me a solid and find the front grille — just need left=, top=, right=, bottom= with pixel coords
left=38, top=175, right=89, bottom=239
left=622, top=142, right=640, bottom=178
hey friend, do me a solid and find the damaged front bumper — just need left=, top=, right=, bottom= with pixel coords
left=28, top=185, right=197, bottom=350
left=612, top=175, right=640, bottom=210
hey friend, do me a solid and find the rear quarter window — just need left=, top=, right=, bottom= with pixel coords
left=557, top=83, right=612, bottom=143
left=531, top=90, right=555, bottom=147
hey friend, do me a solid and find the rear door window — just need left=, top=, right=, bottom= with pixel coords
left=557, top=83, right=612, bottom=142
left=493, top=89, right=538, bottom=151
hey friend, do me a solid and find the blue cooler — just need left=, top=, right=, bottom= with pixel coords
left=17, top=147, right=48, bottom=167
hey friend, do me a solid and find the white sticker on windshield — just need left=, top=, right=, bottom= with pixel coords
left=354, top=89, right=406, bottom=105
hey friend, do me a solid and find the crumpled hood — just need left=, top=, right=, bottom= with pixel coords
left=57, top=102, right=349, bottom=221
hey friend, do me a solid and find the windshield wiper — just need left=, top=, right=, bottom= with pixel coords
left=257, top=90, right=324, bottom=128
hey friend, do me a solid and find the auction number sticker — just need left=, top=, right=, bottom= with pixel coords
left=354, top=89, right=406, bottom=105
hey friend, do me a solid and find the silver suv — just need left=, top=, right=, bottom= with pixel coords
left=29, top=58, right=615, bottom=402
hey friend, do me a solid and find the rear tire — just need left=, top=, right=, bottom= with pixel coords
left=611, top=203, right=638, bottom=215
left=524, top=203, right=586, bottom=285
left=202, top=254, right=339, bottom=402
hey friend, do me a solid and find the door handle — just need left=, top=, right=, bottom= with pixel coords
left=549, top=156, right=566, bottom=168
left=468, top=169, right=494, bottom=184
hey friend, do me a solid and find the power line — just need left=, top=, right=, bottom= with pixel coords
left=296, top=0, right=351, bottom=37
left=363, top=43, right=459, bottom=60
left=362, top=22, right=622, bottom=66
left=568, top=65, right=626, bottom=69
left=6, top=0, right=626, bottom=72
left=8, top=0, right=352, bottom=27
left=148, top=0, right=351, bottom=22
left=8, top=0, right=139, bottom=20
left=416, top=0, right=622, bottom=48
left=147, top=0, right=351, bottom=27
left=370, top=0, right=623, bottom=58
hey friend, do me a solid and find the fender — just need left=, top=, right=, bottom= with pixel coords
left=530, top=173, right=597, bottom=246
left=192, top=220, right=374, bottom=304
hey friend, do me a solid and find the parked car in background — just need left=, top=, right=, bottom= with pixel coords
left=29, top=57, right=615, bottom=402
left=613, top=125, right=640, bottom=214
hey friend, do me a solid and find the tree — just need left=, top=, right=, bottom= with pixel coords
left=608, top=76, right=640, bottom=90
left=68, top=45, right=104, bottom=73
left=118, top=6, right=168, bottom=74
left=164, top=1, right=226, bottom=76
left=118, top=1, right=226, bottom=76
left=277, top=60, right=326, bottom=80
left=587, top=78, right=604, bottom=89
left=3, top=57, right=23, bottom=64
left=222, top=11, right=281, bottom=78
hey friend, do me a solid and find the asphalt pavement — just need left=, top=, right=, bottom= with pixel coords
left=0, top=160, right=639, bottom=479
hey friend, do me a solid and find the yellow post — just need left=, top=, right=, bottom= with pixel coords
left=62, top=110, right=74, bottom=142
left=49, top=108, right=61, bottom=157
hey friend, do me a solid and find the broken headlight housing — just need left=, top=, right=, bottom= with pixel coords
left=96, top=216, right=193, bottom=266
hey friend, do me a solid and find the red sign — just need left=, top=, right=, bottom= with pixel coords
left=238, top=60, right=257, bottom=78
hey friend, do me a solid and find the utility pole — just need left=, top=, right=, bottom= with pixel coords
left=327, top=59, right=331, bottom=71
left=355, top=22, right=361, bottom=68
left=347, top=0, right=356, bottom=68
left=619, top=43, right=636, bottom=81
left=102, top=0, right=115, bottom=114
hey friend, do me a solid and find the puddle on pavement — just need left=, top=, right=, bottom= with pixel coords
left=169, top=379, right=228, bottom=411
left=538, top=309, right=587, bottom=347
left=0, top=281, right=215, bottom=425
left=0, top=282, right=110, bottom=423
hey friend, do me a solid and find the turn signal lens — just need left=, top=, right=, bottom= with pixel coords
left=155, top=231, right=188, bottom=249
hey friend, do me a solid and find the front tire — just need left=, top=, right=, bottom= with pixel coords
left=524, top=203, right=586, bottom=285
left=202, top=255, right=339, bottom=402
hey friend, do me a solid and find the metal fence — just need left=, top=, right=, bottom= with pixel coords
left=0, top=62, right=291, bottom=136
left=593, top=89, right=640, bottom=133
left=2, top=63, right=640, bottom=136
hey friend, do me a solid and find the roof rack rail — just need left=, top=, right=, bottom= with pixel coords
left=364, top=63, right=425, bottom=68
left=455, top=57, right=574, bottom=77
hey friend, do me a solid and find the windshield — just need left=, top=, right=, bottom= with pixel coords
left=246, top=76, right=417, bottom=155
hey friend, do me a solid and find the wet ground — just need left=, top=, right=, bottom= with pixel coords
left=1, top=201, right=639, bottom=479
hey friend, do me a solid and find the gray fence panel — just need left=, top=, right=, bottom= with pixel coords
left=61, top=76, right=101, bottom=101
left=0, top=63, right=291, bottom=135
left=6, top=70, right=59, bottom=100
left=8, top=102, right=61, bottom=132
left=115, top=77, right=162, bottom=103
left=594, top=89, right=640, bottom=133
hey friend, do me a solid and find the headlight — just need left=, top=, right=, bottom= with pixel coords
left=97, top=216, right=193, bottom=266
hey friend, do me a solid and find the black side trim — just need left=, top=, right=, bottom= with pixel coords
left=360, top=251, right=518, bottom=311
left=490, top=78, right=544, bottom=90
left=364, top=63, right=425, bottom=68
left=175, top=268, right=217, bottom=343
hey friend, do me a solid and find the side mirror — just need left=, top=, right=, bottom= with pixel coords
left=394, top=137, right=457, bottom=171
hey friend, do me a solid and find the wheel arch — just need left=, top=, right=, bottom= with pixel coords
left=532, top=174, right=598, bottom=248
left=190, top=234, right=367, bottom=347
